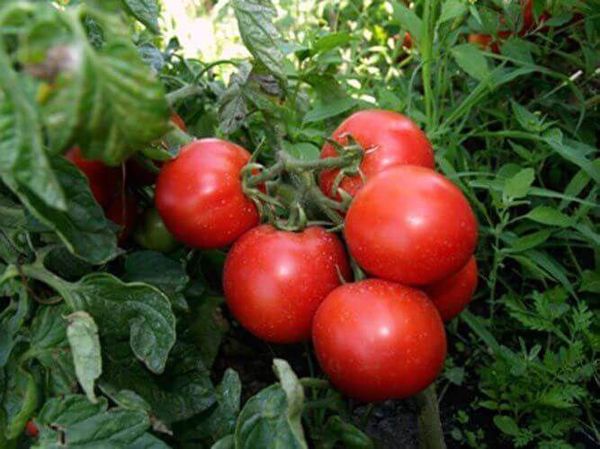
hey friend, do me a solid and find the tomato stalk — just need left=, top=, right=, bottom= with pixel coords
left=416, top=384, right=446, bottom=449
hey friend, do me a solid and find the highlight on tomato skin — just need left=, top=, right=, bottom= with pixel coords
left=312, top=279, right=447, bottom=402
left=425, top=256, right=478, bottom=322
left=319, top=109, right=435, bottom=200
left=344, top=165, right=478, bottom=286
left=223, top=224, right=351, bottom=344
left=155, top=138, right=260, bottom=249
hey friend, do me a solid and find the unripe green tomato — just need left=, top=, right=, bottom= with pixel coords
left=134, top=208, right=179, bottom=253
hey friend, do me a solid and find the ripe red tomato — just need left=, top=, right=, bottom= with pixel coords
left=312, top=279, right=446, bottom=401
left=319, top=110, right=434, bottom=199
left=25, top=420, right=39, bottom=438
left=106, top=192, right=137, bottom=245
left=155, top=139, right=259, bottom=249
left=223, top=225, right=350, bottom=343
left=345, top=166, right=478, bottom=286
left=425, top=256, right=478, bottom=321
left=65, top=147, right=121, bottom=208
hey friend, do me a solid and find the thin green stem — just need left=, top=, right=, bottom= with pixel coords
left=416, top=384, right=446, bottom=449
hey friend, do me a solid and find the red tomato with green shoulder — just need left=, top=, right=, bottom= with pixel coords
left=223, top=225, right=350, bottom=343
left=65, top=147, right=121, bottom=208
left=425, top=256, right=478, bottom=321
left=344, top=166, right=478, bottom=286
left=106, top=192, right=137, bottom=245
left=319, top=110, right=435, bottom=200
left=155, top=139, right=259, bottom=249
left=312, top=279, right=447, bottom=401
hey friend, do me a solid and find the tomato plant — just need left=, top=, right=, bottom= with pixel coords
left=312, top=279, right=447, bottom=402
left=319, top=109, right=434, bottom=199
left=345, top=165, right=478, bottom=285
left=425, top=256, right=478, bottom=322
left=223, top=225, right=350, bottom=343
left=155, top=139, right=259, bottom=249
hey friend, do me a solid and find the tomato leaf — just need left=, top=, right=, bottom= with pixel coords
left=233, top=0, right=286, bottom=86
left=392, top=1, right=422, bottom=43
left=0, top=59, right=66, bottom=211
left=35, top=395, right=171, bottom=448
left=60, top=273, right=176, bottom=374
left=438, top=0, right=468, bottom=25
left=503, top=168, right=535, bottom=199
left=20, top=5, right=170, bottom=165
left=121, top=0, right=160, bottom=34
left=19, top=156, right=118, bottom=265
left=234, top=359, right=308, bottom=449
left=67, top=311, right=102, bottom=404
left=451, top=43, right=490, bottom=81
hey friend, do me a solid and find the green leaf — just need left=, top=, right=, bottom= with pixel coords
left=188, top=296, right=228, bottom=368
left=219, top=62, right=251, bottom=134
left=311, top=32, right=352, bottom=55
left=0, top=51, right=66, bottom=211
left=321, top=416, right=374, bottom=449
left=493, top=415, right=520, bottom=436
left=35, top=395, right=170, bottom=448
left=511, top=101, right=546, bottom=133
left=101, top=342, right=216, bottom=425
left=543, top=129, right=600, bottom=184
left=303, top=97, right=357, bottom=124
left=451, top=44, right=490, bottom=81
left=212, top=435, right=234, bottom=449
left=392, top=2, right=422, bottom=43
left=66, top=311, right=102, bottom=403
left=63, top=273, right=176, bottom=373
left=580, top=270, right=600, bottom=294
left=123, top=251, right=190, bottom=311
left=438, top=0, right=467, bottom=25
left=234, top=359, right=307, bottom=449
left=17, top=156, right=118, bottom=265
left=0, top=354, right=39, bottom=439
left=0, top=286, right=29, bottom=367
left=503, top=168, right=535, bottom=199
left=29, top=304, right=78, bottom=395
left=526, top=206, right=573, bottom=227
left=283, top=142, right=320, bottom=162
left=22, top=6, right=170, bottom=164
left=121, top=0, right=160, bottom=34
left=233, top=0, right=286, bottom=84
left=508, top=229, right=552, bottom=252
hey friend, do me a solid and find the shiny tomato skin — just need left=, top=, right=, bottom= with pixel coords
left=319, top=110, right=434, bottom=199
left=155, top=139, right=259, bottom=249
left=345, top=166, right=478, bottom=286
left=312, top=279, right=447, bottom=402
left=65, top=147, right=121, bottom=208
left=106, top=192, right=138, bottom=245
left=425, top=256, right=478, bottom=321
left=223, top=225, right=351, bottom=343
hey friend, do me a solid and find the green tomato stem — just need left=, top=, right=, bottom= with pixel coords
left=416, top=384, right=447, bottom=449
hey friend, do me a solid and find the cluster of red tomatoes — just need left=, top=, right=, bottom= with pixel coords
left=68, top=109, right=478, bottom=402
left=151, top=109, right=478, bottom=402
